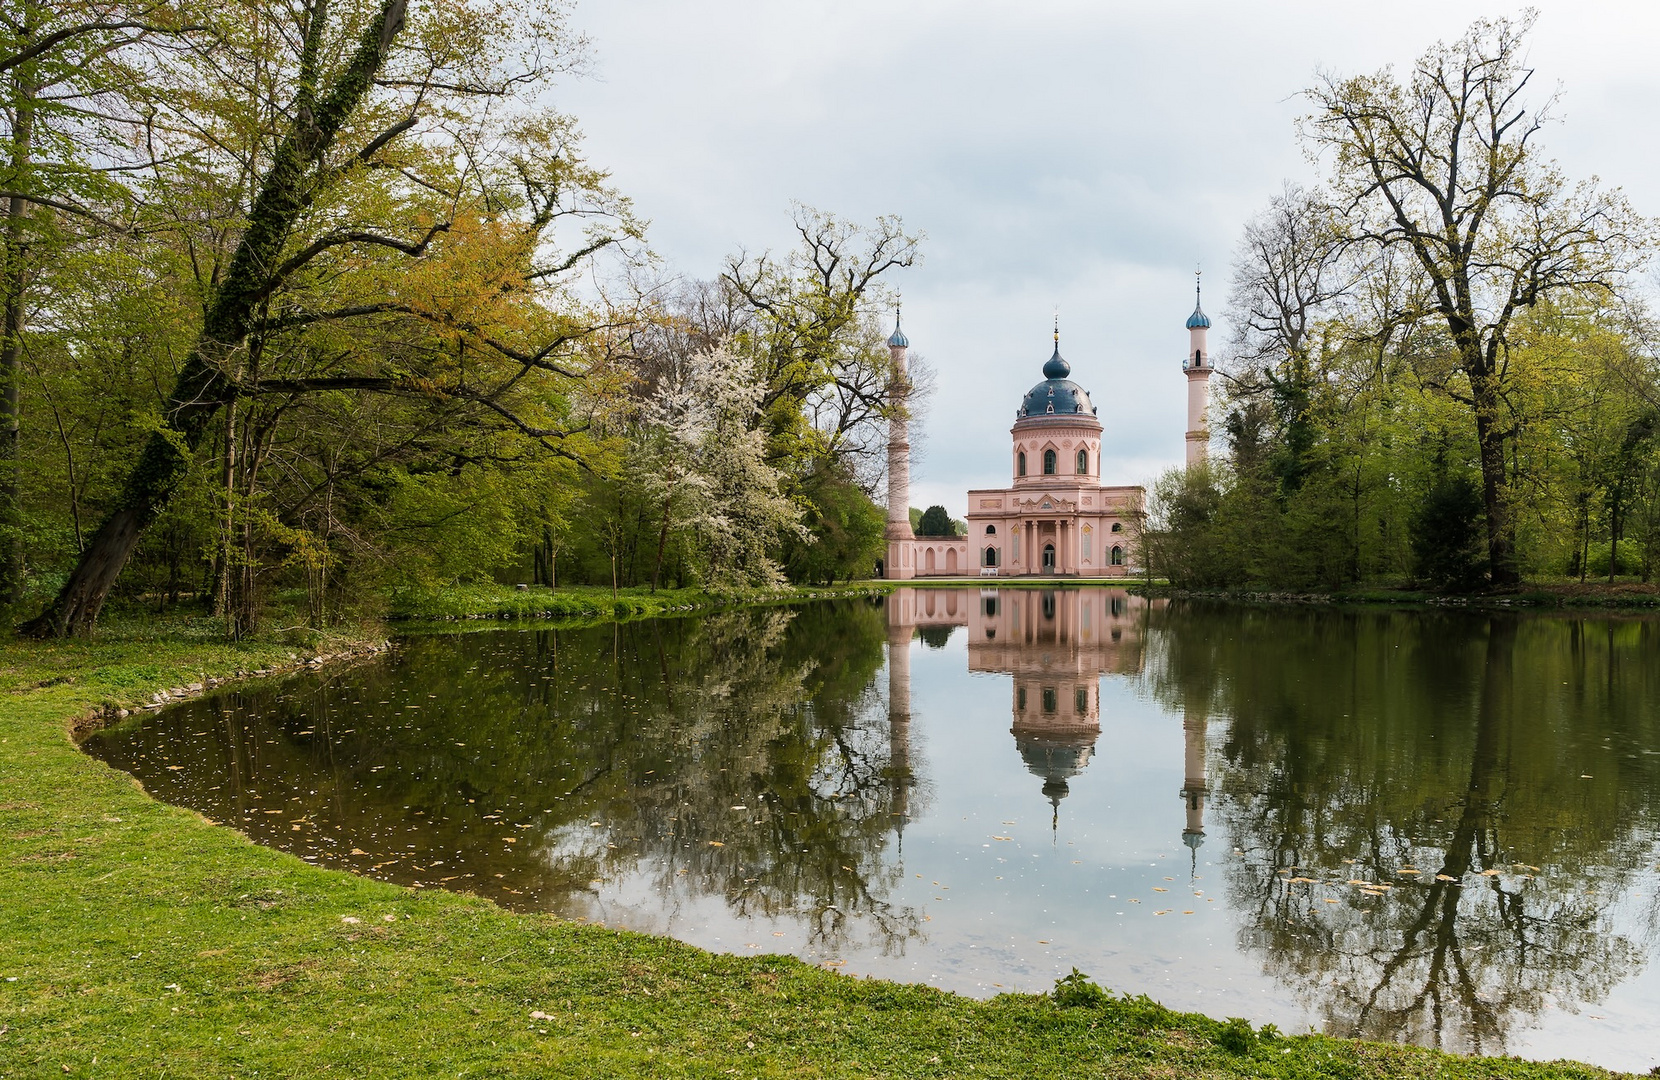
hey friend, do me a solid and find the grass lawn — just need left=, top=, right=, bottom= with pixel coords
left=0, top=612, right=1632, bottom=1078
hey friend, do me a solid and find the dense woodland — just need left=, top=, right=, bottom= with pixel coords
left=1143, top=16, right=1660, bottom=593
left=2, top=0, right=918, bottom=637
left=7, top=6, right=1660, bottom=640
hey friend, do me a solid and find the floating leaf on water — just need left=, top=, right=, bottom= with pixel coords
left=1398, top=868, right=1421, bottom=874
left=1152, top=887, right=1168, bottom=893
left=708, top=841, right=724, bottom=847
left=1435, top=874, right=1458, bottom=882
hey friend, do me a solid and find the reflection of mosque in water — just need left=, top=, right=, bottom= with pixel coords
left=885, top=587, right=1209, bottom=843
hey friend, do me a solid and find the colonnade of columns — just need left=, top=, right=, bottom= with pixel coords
left=1006, top=518, right=1080, bottom=574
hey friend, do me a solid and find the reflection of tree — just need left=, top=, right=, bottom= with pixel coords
left=1144, top=603, right=1660, bottom=1055
left=85, top=600, right=922, bottom=955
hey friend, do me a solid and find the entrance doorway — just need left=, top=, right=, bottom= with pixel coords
left=1042, top=543, right=1055, bottom=573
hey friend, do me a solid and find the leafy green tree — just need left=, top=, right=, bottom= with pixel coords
left=23, top=0, right=637, bottom=636
left=915, top=504, right=955, bottom=537
left=1410, top=471, right=1488, bottom=592
left=1304, top=14, right=1650, bottom=585
left=783, top=463, right=885, bottom=585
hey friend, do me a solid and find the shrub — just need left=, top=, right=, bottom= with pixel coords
left=1216, top=1016, right=1256, bottom=1054
left=1051, top=968, right=1109, bottom=1008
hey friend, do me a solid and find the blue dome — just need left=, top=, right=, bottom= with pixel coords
left=1185, top=305, right=1211, bottom=330
left=887, top=315, right=909, bottom=349
left=1017, top=345, right=1098, bottom=422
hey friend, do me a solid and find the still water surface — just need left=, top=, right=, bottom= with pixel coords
left=83, top=590, right=1660, bottom=1070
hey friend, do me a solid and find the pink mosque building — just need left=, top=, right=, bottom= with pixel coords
left=881, top=285, right=1216, bottom=580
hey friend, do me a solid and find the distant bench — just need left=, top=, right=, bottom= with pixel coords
left=979, top=567, right=999, bottom=577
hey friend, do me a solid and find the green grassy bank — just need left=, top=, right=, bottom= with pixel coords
left=1137, top=580, right=1660, bottom=612
left=0, top=618, right=1631, bottom=1078
left=387, top=582, right=892, bottom=622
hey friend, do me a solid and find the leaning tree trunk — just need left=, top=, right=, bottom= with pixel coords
left=20, top=0, right=408, bottom=637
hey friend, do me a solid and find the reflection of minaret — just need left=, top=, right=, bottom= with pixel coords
left=1180, top=704, right=1208, bottom=872
left=887, top=621, right=913, bottom=834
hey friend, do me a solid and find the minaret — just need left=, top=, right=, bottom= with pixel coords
left=1183, top=274, right=1213, bottom=468
left=884, top=311, right=915, bottom=579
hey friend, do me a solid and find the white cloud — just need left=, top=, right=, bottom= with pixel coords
left=555, top=0, right=1660, bottom=514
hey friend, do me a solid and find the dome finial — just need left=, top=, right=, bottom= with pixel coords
left=1185, top=266, right=1212, bottom=330
left=1053, top=306, right=1059, bottom=345
left=887, top=299, right=909, bottom=349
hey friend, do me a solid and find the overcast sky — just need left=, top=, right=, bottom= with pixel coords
left=555, top=1, right=1660, bottom=514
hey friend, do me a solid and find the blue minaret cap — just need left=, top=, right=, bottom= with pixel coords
left=887, top=310, right=909, bottom=349
left=1185, top=278, right=1211, bottom=330
left=1042, top=316, right=1070, bottom=378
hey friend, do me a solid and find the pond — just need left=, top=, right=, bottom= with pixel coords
left=82, top=589, right=1660, bottom=1071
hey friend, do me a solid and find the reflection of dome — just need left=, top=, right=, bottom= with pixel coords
left=1017, top=346, right=1098, bottom=421
left=1014, top=732, right=1096, bottom=811
left=1182, top=828, right=1204, bottom=850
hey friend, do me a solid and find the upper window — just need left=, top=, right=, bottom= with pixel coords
left=1017, top=451, right=1027, bottom=477
left=1110, top=522, right=1122, bottom=533
left=1076, top=449, right=1088, bottom=474
left=985, top=524, right=996, bottom=535
left=1042, top=449, right=1056, bottom=475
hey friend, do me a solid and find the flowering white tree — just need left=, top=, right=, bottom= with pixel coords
left=642, top=342, right=806, bottom=588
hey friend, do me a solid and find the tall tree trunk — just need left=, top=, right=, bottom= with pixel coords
left=1470, top=368, right=1518, bottom=587
left=651, top=488, right=672, bottom=594
left=214, top=399, right=237, bottom=620
left=20, top=0, right=408, bottom=638
left=0, top=58, right=36, bottom=607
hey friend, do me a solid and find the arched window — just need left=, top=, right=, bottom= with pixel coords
left=1076, top=448, right=1088, bottom=474
left=1042, top=687, right=1057, bottom=713
left=1110, top=545, right=1124, bottom=566
left=983, top=546, right=998, bottom=567
left=1042, top=448, right=1056, bottom=475
left=1110, top=522, right=1122, bottom=533
left=1017, top=451, right=1027, bottom=477
left=985, top=524, right=996, bottom=535
left=1194, top=349, right=1203, bottom=367
left=1075, top=687, right=1088, bottom=713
